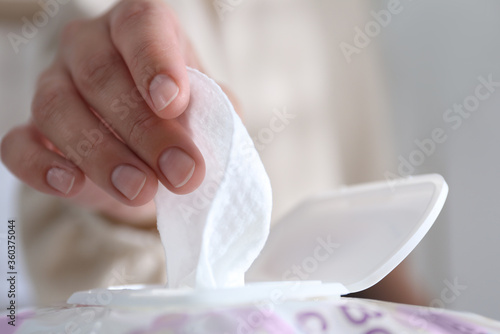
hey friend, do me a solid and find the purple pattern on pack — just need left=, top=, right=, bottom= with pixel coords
left=129, top=307, right=295, bottom=334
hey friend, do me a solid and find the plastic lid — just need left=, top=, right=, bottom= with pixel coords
left=246, top=174, right=448, bottom=294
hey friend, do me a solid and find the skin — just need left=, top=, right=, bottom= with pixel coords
left=1, top=0, right=213, bottom=225
left=349, top=261, right=430, bottom=306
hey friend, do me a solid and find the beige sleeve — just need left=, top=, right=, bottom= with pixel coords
left=19, top=185, right=166, bottom=306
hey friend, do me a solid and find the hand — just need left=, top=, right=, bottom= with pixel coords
left=1, top=0, right=207, bottom=222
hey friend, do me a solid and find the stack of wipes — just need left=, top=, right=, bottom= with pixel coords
left=154, top=68, right=272, bottom=289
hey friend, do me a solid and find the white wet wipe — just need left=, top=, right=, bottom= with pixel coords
left=154, top=68, right=272, bottom=289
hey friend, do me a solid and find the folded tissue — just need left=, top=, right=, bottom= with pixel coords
left=154, top=68, right=272, bottom=289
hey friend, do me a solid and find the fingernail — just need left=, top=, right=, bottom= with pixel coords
left=112, top=164, right=147, bottom=200
left=159, top=147, right=195, bottom=188
left=47, top=167, right=75, bottom=195
left=149, top=74, right=179, bottom=112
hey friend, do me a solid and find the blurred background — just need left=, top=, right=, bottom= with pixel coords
left=377, top=0, right=500, bottom=320
left=1, top=0, right=500, bottom=320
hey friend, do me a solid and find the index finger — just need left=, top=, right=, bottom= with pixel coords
left=107, top=0, right=189, bottom=119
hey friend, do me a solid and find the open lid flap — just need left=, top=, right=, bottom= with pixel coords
left=246, top=174, right=448, bottom=294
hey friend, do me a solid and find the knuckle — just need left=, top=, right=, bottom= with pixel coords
left=65, top=128, right=109, bottom=168
left=80, top=133, right=111, bottom=165
left=75, top=50, right=122, bottom=94
left=130, top=39, right=173, bottom=77
left=112, top=0, right=159, bottom=34
left=32, top=82, right=72, bottom=130
left=127, top=113, right=157, bottom=146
